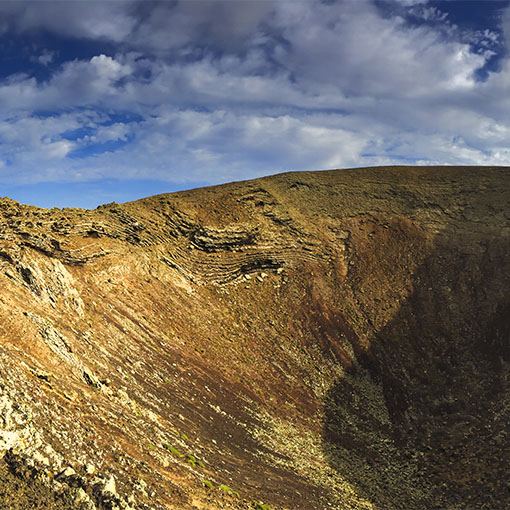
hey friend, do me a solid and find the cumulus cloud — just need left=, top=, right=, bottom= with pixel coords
left=272, top=1, right=488, bottom=98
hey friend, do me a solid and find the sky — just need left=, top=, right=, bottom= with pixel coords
left=0, top=0, right=509, bottom=208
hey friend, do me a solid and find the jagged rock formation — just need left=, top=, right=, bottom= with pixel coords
left=0, top=166, right=508, bottom=509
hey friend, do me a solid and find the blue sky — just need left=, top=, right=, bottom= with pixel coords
left=0, top=0, right=509, bottom=208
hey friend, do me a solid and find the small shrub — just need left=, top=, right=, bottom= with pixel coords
left=163, top=444, right=182, bottom=456
left=218, top=484, right=239, bottom=496
left=202, top=480, right=214, bottom=489
left=184, top=453, right=205, bottom=468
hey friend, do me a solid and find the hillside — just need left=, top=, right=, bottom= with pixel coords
left=0, top=166, right=508, bottom=510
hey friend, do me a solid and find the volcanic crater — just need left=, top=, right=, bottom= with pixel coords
left=0, top=166, right=508, bottom=510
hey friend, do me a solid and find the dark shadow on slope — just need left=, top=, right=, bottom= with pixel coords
left=322, top=227, right=510, bottom=509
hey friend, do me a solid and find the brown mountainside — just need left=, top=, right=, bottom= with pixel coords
left=0, top=166, right=508, bottom=510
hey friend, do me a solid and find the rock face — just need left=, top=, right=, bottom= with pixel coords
left=0, top=166, right=508, bottom=509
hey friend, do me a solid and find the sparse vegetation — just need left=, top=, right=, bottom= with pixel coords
left=186, top=453, right=205, bottom=468
left=163, top=444, right=182, bottom=456
left=218, top=484, right=239, bottom=496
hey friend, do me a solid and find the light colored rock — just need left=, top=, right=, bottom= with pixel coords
left=116, top=389, right=129, bottom=401
left=85, top=463, right=96, bottom=475
left=75, top=487, right=89, bottom=503
left=103, top=474, right=117, bottom=497
left=59, top=466, right=76, bottom=478
left=32, top=451, right=50, bottom=466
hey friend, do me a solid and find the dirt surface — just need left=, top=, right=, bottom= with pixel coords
left=0, top=165, right=508, bottom=509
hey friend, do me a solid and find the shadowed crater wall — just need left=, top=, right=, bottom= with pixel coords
left=323, top=215, right=510, bottom=509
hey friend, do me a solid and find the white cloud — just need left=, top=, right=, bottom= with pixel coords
left=85, top=123, right=131, bottom=145
left=41, top=139, right=75, bottom=159
left=419, top=7, right=448, bottom=22
left=31, top=49, right=56, bottom=66
left=0, top=0, right=509, bottom=189
left=0, top=0, right=275, bottom=52
left=1, top=103, right=509, bottom=188
left=0, top=54, right=134, bottom=111
left=125, top=1, right=276, bottom=52
left=271, top=1, right=487, bottom=98
left=0, top=1, right=136, bottom=42
left=396, top=0, right=430, bottom=5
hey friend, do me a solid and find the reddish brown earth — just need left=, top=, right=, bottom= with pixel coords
left=0, top=166, right=508, bottom=509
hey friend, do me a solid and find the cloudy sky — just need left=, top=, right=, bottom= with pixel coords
left=0, top=0, right=509, bottom=207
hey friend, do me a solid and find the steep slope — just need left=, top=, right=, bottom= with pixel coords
left=0, top=166, right=508, bottom=510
